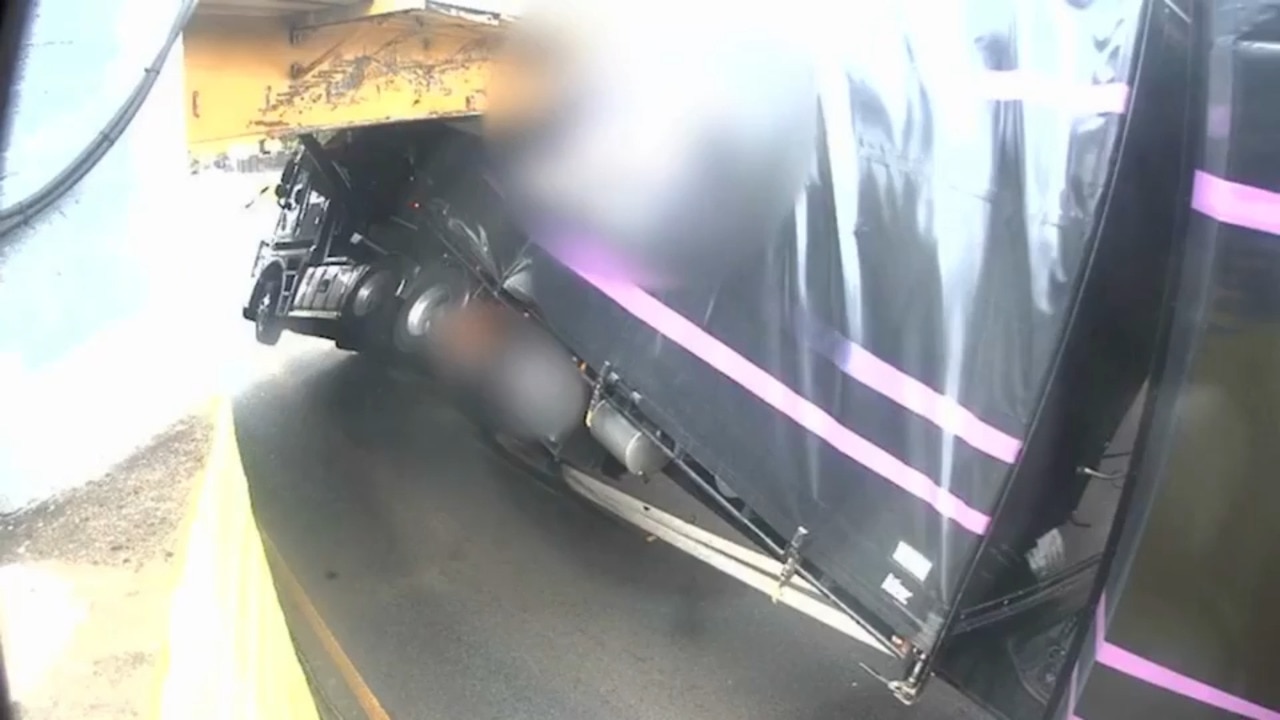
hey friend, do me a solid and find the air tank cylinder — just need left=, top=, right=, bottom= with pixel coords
left=586, top=400, right=668, bottom=476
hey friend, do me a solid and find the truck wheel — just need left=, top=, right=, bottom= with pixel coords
left=254, top=279, right=284, bottom=346
left=350, top=268, right=398, bottom=320
left=392, top=263, right=472, bottom=360
left=339, top=261, right=406, bottom=353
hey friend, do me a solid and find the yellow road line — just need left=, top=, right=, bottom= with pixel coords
left=262, top=534, right=393, bottom=720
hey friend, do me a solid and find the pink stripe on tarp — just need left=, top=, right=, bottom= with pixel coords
left=976, top=72, right=1131, bottom=114
left=1079, top=590, right=1280, bottom=719
left=1096, top=644, right=1280, bottom=720
left=811, top=330, right=1022, bottom=463
left=1191, top=170, right=1280, bottom=237
left=572, top=270, right=993, bottom=535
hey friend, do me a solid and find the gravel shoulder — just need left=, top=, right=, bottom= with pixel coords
left=0, top=413, right=213, bottom=720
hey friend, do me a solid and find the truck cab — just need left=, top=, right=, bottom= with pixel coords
left=243, top=125, right=421, bottom=350
left=244, top=145, right=351, bottom=345
left=244, top=121, right=538, bottom=357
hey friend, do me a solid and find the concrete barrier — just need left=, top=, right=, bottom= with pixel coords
left=156, top=400, right=319, bottom=720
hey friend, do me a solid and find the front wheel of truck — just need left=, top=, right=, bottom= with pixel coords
left=253, top=279, right=284, bottom=346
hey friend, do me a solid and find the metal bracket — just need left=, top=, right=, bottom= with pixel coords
left=858, top=654, right=928, bottom=706
left=561, top=466, right=894, bottom=656
left=584, top=361, right=613, bottom=424
left=1078, top=465, right=1126, bottom=494
left=1078, top=465, right=1124, bottom=481
left=889, top=656, right=928, bottom=705
left=771, top=526, right=809, bottom=603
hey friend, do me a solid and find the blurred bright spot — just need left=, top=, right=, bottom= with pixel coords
left=488, top=0, right=820, bottom=289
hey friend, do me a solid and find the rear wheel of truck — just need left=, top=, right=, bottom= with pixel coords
left=340, top=260, right=406, bottom=354
left=392, top=262, right=473, bottom=362
left=254, top=278, right=284, bottom=346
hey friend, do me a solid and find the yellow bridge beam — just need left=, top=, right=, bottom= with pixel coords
left=184, top=5, right=506, bottom=158
left=290, top=0, right=507, bottom=30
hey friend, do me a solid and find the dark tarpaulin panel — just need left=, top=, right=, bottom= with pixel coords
left=1062, top=2, right=1280, bottom=719
left=531, top=0, right=1145, bottom=647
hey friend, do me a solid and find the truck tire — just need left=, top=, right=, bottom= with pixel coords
left=392, top=262, right=474, bottom=361
left=254, top=278, right=285, bottom=346
left=340, top=260, right=406, bottom=353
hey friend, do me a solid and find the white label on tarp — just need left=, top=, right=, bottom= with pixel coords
left=881, top=573, right=914, bottom=605
left=892, top=541, right=933, bottom=583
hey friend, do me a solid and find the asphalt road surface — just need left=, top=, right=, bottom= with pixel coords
left=233, top=342, right=984, bottom=720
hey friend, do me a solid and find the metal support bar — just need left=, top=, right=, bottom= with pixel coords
left=290, top=0, right=509, bottom=33
left=291, top=0, right=426, bottom=32
left=561, top=466, right=893, bottom=657
left=772, top=525, right=809, bottom=602
left=888, top=656, right=930, bottom=705
left=561, top=368, right=904, bottom=658
left=422, top=1, right=509, bottom=25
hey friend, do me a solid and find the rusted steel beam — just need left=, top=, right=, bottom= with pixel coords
left=184, top=10, right=502, bottom=158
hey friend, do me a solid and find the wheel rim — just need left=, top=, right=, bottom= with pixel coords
left=256, top=286, right=276, bottom=332
left=404, top=286, right=450, bottom=338
left=352, top=271, right=393, bottom=317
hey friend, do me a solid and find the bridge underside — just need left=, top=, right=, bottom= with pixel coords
left=186, top=1, right=512, bottom=158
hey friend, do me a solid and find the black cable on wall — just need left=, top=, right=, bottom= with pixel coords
left=0, top=0, right=198, bottom=241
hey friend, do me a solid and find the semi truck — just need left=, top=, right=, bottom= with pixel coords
left=226, top=1, right=1280, bottom=719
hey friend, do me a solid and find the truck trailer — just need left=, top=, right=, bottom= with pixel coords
left=231, top=1, right=1280, bottom=719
